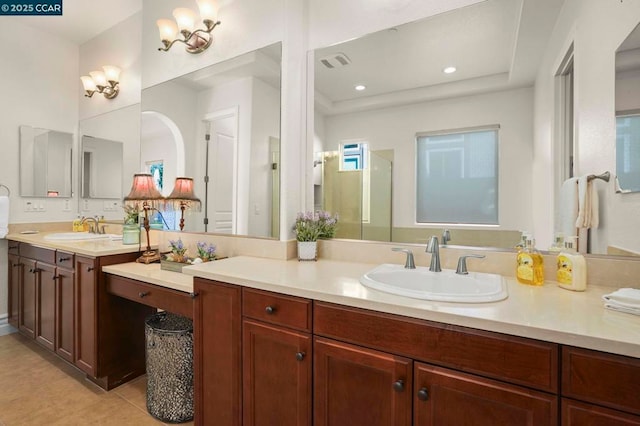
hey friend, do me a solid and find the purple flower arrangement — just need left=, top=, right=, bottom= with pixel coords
left=294, top=211, right=338, bottom=242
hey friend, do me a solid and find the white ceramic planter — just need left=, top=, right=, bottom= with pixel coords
left=297, top=241, right=318, bottom=261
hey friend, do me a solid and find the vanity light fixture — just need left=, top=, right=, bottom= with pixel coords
left=80, top=66, right=121, bottom=99
left=166, top=177, right=202, bottom=231
left=123, top=174, right=166, bottom=264
left=157, top=0, right=221, bottom=54
left=443, top=66, right=457, bottom=74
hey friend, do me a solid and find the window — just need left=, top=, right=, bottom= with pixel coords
left=416, top=126, right=498, bottom=224
left=616, top=112, right=640, bottom=192
left=340, top=142, right=368, bottom=171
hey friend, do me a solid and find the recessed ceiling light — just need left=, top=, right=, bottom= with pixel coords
left=443, top=66, right=457, bottom=74
left=354, top=85, right=366, bottom=91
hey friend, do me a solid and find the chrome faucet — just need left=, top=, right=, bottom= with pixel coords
left=80, top=216, right=104, bottom=234
left=455, top=254, right=486, bottom=275
left=391, top=248, right=415, bottom=269
left=426, top=236, right=441, bottom=272
left=442, top=229, right=451, bottom=246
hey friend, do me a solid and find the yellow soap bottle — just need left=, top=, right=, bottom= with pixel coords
left=557, top=236, right=586, bottom=291
left=516, top=237, right=544, bottom=286
left=72, top=215, right=81, bottom=232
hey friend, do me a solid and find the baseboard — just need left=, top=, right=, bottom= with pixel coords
left=0, top=314, right=17, bottom=337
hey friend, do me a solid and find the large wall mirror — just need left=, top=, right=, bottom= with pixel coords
left=311, top=0, right=637, bottom=256
left=79, top=104, right=142, bottom=216
left=141, top=42, right=282, bottom=238
left=19, top=125, right=73, bottom=198
left=615, top=22, right=640, bottom=194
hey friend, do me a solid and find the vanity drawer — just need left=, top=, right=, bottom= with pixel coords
left=242, top=288, right=312, bottom=332
left=562, top=346, right=640, bottom=416
left=314, top=301, right=558, bottom=393
left=20, top=244, right=56, bottom=264
left=7, top=241, right=20, bottom=255
left=106, top=275, right=194, bottom=319
left=56, top=250, right=75, bottom=269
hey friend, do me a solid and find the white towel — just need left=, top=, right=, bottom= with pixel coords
left=0, top=196, right=8, bottom=238
left=560, top=177, right=579, bottom=239
left=603, top=288, right=640, bottom=308
left=604, top=303, right=640, bottom=316
left=575, top=177, right=599, bottom=229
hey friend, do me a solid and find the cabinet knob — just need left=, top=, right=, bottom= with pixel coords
left=265, top=306, right=276, bottom=315
left=58, top=257, right=71, bottom=262
left=393, top=380, right=405, bottom=392
left=295, top=352, right=306, bottom=361
left=189, top=292, right=199, bottom=299
left=87, top=267, right=95, bottom=272
left=139, top=291, right=149, bottom=298
left=417, top=387, right=429, bottom=401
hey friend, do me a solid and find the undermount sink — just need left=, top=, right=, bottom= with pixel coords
left=44, top=232, right=113, bottom=241
left=359, top=264, right=508, bottom=303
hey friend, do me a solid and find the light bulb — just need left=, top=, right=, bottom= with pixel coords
left=157, top=18, right=178, bottom=42
left=173, top=8, right=197, bottom=33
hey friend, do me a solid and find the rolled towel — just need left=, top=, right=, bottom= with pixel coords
left=602, top=288, right=640, bottom=309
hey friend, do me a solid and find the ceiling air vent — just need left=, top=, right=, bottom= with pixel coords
left=319, top=52, right=351, bottom=69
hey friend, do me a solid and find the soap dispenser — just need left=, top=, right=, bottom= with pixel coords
left=557, top=236, right=586, bottom=292
left=516, top=236, right=544, bottom=286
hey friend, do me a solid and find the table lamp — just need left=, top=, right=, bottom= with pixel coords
left=166, top=177, right=202, bottom=231
left=123, top=173, right=165, bottom=263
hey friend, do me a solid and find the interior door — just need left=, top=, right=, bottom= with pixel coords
left=206, top=114, right=236, bottom=234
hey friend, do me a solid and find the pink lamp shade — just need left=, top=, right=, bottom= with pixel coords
left=167, top=177, right=202, bottom=211
left=123, top=174, right=165, bottom=209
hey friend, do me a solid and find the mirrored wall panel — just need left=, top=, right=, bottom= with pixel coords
left=81, top=136, right=123, bottom=199
left=19, top=125, right=73, bottom=198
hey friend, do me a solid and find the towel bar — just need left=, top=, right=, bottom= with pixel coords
left=0, top=184, right=9, bottom=196
left=586, top=171, right=610, bottom=183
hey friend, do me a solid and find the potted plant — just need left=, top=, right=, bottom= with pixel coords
left=294, top=211, right=338, bottom=261
left=196, top=241, right=217, bottom=262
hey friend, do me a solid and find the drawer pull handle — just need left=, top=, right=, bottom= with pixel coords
left=13, top=263, right=22, bottom=268
left=393, top=380, right=405, bottom=392
left=189, top=292, right=199, bottom=299
left=265, top=305, right=276, bottom=315
left=29, top=268, right=41, bottom=274
left=295, top=352, right=306, bottom=361
left=139, top=291, right=149, bottom=298
left=52, top=275, right=60, bottom=280
left=87, top=267, right=95, bottom=272
left=8, top=245, right=18, bottom=250
left=58, top=257, right=71, bottom=262
left=417, top=387, right=429, bottom=401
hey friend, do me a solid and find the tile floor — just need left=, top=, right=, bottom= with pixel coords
left=0, top=333, right=194, bottom=425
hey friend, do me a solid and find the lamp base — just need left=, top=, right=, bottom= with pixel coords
left=136, top=250, right=162, bottom=264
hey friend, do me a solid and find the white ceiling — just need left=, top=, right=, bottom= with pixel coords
left=314, top=0, right=565, bottom=115
left=10, top=0, right=141, bottom=45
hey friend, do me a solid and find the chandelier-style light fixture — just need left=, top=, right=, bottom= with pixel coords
left=157, top=0, right=220, bottom=54
left=80, top=66, right=121, bottom=99
left=166, top=177, right=202, bottom=231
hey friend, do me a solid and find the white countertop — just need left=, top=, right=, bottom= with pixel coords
left=7, top=232, right=145, bottom=257
left=102, top=262, right=193, bottom=293
left=180, top=256, right=640, bottom=358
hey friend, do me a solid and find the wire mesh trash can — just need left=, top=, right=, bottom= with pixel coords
left=145, top=311, right=194, bottom=423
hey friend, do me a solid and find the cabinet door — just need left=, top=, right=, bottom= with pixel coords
left=36, top=262, right=56, bottom=351
left=413, top=362, right=557, bottom=426
left=243, top=320, right=311, bottom=426
left=19, top=258, right=37, bottom=339
left=193, top=279, right=242, bottom=426
left=8, top=253, right=21, bottom=328
left=75, top=256, right=97, bottom=375
left=314, top=337, right=412, bottom=426
left=56, top=267, right=75, bottom=363
left=562, top=399, right=640, bottom=425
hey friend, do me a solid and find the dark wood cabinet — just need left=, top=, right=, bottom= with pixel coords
left=314, top=336, right=412, bottom=426
left=414, top=362, right=557, bottom=426
left=35, top=261, right=56, bottom=351
left=75, top=255, right=97, bottom=376
left=193, top=278, right=242, bottom=426
left=19, top=258, right=37, bottom=339
left=562, top=399, right=640, bottom=425
left=8, top=252, right=21, bottom=328
left=56, top=265, right=75, bottom=362
left=242, top=319, right=311, bottom=426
